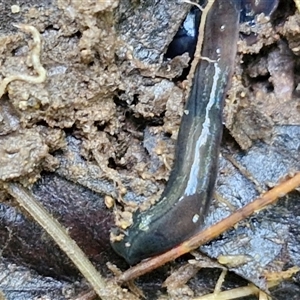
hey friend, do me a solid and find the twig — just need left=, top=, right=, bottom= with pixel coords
left=193, top=281, right=278, bottom=300
left=117, top=173, right=300, bottom=283
left=6, top=182, right=138, bottom=300
left=224, top=153, right=265, bottom=194
left=184, top=0, right=216, bottom=96
left=213, top=269, right=227, bottom=295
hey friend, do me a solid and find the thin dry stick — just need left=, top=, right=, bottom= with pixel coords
left=185, top=0, right=216, bottom=96
left=0, top=24, right=47, bottom=98
left=213, top=269, right=227, bottom=295
left=6, top=183, right=137, bottom=300
left=193, top=281, right=279, bottom=300
left=117, top=172, right=300, bottom=283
